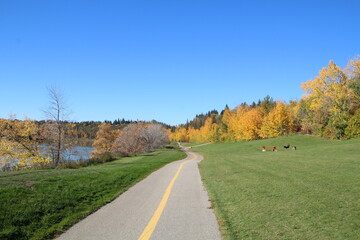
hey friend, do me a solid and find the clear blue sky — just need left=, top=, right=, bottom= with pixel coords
left=1, top=0, right=359, bottom=125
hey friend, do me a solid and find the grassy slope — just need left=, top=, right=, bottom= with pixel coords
left=0, top=149, right=186, bottom=240
left=195, top=135, right=360, bottom=240
left=182, top=142, right=201, bottom=147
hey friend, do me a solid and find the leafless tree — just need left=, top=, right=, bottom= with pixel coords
left=43, top=86, right=72, bottom=166
left=140, top=123, right=169, bottom=152
left=113, top=123, right=145, bottom=156
left=113, top=123, right=168, bottom=156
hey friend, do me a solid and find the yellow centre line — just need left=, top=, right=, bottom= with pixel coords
left=138, top=158, right=192, bottom=240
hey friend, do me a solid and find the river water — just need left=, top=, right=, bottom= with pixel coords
left=0, top=146, right=95, bottom=171
left=60, top=146, right=95, bottom=162
left=39, top=145, right=94, bottom=162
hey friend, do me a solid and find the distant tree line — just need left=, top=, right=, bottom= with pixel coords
left=0, top=118, right=171, bottom=170
left=32, top=118, right=171, bottom=145
left=170, top=56, right=360, bottom=142
left=0, top=85, right=172, bottom=171
left=2, top=56, right=360, bottom=169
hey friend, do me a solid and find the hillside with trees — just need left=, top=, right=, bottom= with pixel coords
left=170, top=56, right=360, bottom=143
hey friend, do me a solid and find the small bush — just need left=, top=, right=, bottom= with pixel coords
left=89, top=152, right=117, bottom=164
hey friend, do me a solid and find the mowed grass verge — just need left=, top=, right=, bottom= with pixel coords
left=0, top=149, right=186, bottom=240
left=195, top=135, right=360, bottom=240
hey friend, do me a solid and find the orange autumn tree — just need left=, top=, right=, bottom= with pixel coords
left=238, top=107, right=264, bottom=140
left=91, top=123, right=119, bottom=158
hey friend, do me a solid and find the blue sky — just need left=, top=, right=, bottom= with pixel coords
left=1, top=0, right=360, bottom=125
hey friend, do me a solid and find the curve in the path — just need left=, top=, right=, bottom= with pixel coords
left=58, top=148, right=221, bottom=240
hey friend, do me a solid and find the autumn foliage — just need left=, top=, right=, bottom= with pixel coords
left=91, top=122, right=169, bottom=158
left=170, top=56, right=360, bottom=142
left=169, top=101, right=296, bottom=143
left=0, top=117, right=51, bottom=170
left=1, top=56, right=360, bottom=169
left=91, top=123, right=119, bottom=157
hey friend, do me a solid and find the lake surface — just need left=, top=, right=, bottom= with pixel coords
left=41, top=145, right=95, bottom=162
left=62, top=146, right=95, bottom=161
left=0, top=146, right=95, bottom=171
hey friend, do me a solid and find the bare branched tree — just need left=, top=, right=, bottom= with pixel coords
left=43, top=86, right=72, bottom=166
left=140, top=124, right=169, bottom=152
left=112, top=123, right=145, bottom=156
left=113, top=123, right=169, bottom=156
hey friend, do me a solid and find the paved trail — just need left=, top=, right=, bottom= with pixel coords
left=58, top=147, right=221, bottom=240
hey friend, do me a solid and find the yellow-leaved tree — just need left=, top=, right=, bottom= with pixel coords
left=198, top=117, right=219, bottom=143
left=187, top=126, right=201, bottom=143
left=260, top=102, right=295, bottom=138
left=0, top=117, right=51, bottom=170
left=238, top=107, right=264, bottom=140
left=221, top=106, right=246, bottom=141
left=220, top=107, right=236, bottom=141
left=169, top=127, right=189, bottom=142
left=301, top=60, right=358, bottom=138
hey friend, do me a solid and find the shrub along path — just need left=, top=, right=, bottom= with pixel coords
left=0, top=149, right=186, bottom=240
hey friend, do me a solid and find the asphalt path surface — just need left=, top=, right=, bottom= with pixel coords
left=58, top=147, right=221, bottom=240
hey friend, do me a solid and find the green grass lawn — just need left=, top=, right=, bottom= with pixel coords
left=181, top=142, right=211, bottom=148
left=0, top=149, right=186, bottom=240
left=195, top=135, right=360, bottom=240
left=181, top=142, right=200, bottom=147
